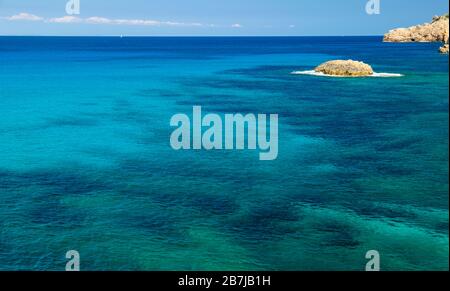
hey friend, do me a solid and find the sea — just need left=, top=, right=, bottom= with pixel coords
left=0, top=36, right=448, bottom=270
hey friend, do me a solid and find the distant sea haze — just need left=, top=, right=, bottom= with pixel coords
left=0, top=36, right=448, bottom=271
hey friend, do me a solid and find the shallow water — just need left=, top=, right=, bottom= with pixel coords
left=0, top=36, right=448, bottom=270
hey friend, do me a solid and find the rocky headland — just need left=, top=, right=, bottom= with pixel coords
left=383, top=14, right=449, bottom=54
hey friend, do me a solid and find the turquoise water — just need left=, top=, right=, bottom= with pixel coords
left=0, top=36, right=448, bottom=270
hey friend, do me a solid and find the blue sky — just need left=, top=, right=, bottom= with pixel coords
left=0, top=0, right=448, bottom=36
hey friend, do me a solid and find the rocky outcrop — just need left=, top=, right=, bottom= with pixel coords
left=314, top=60, right=374, bottom=77
left=439, top=44, right=449, bottom=54
left=384, top=14, right=448, bottom=42
left=384, top=14, right=449, bottom=53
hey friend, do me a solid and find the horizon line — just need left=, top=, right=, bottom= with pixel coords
left=0, top=34, right=385, bottom=37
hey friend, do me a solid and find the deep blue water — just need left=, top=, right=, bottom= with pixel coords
left=0, top=36, right=448, bottom=270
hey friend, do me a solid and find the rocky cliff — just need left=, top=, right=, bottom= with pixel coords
left=384, top=14, right=449, bottom=53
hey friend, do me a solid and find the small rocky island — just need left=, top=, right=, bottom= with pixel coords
left=383, top=14, right=449, bottom=54
left=314, top=60, right=374, bottom=77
